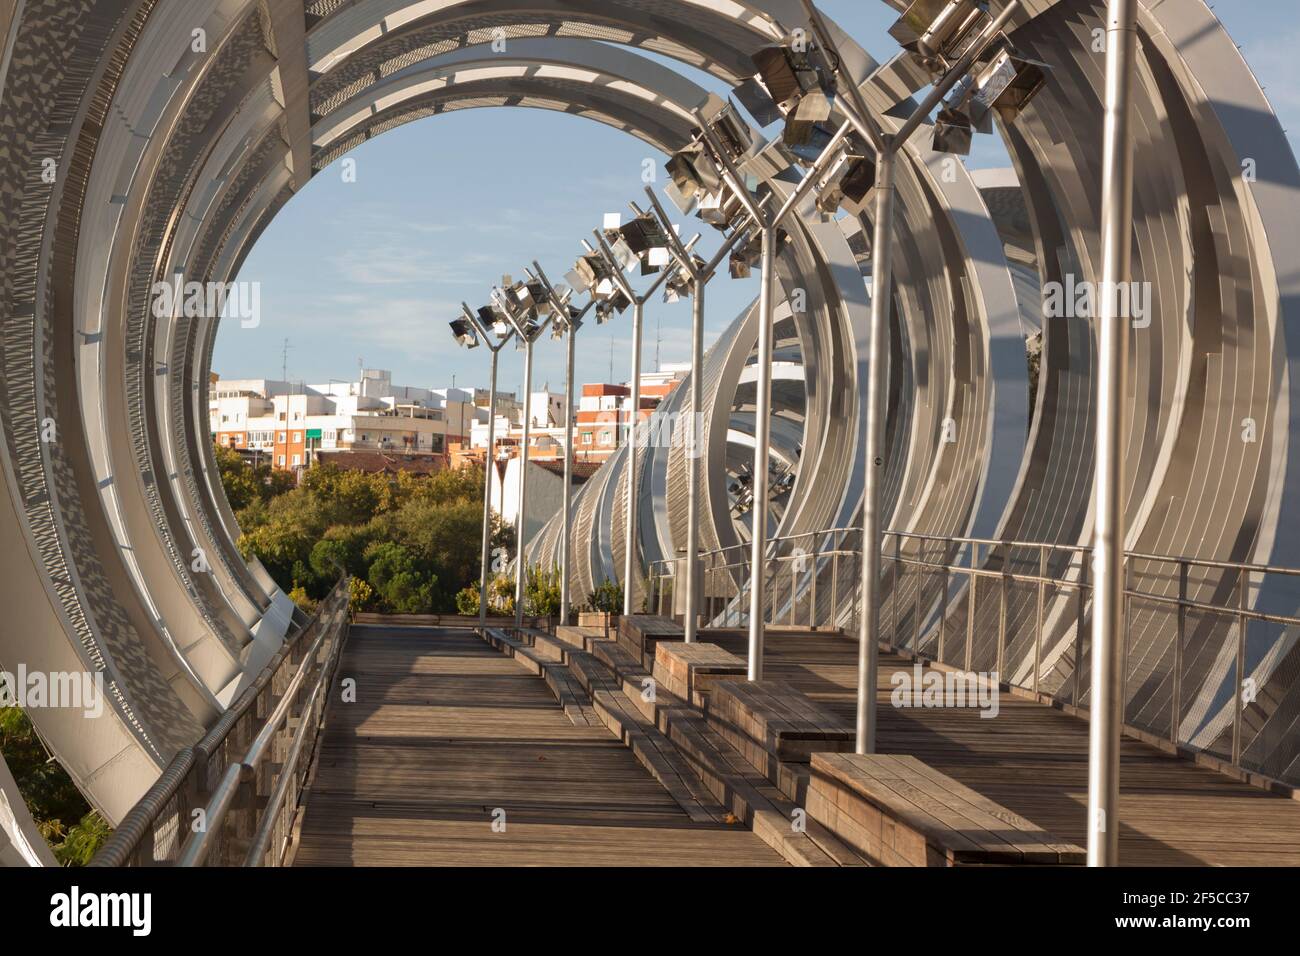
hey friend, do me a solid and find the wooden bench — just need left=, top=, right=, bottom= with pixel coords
left=653, top=642, right=747, bottom=707
left=707, top=679, right=855, bottom=776
left=617, top=615, right=685, bottom=668
left=807, top=753, right=1085, bottom=866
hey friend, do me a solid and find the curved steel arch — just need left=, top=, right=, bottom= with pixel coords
left=1, top=0, right=1298, bottom=831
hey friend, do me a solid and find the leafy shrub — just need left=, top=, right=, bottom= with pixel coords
left=584, top=577, right=623, bottom=613
left=348, top=577, right=375, bottom=615
left=524, top=564, right=561, bottom=617
left=490, top=573, right=514, bottom=614
left=455, top=585, right=480, bottom=615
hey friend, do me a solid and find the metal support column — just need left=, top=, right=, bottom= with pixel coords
left=514, top=335, right=535, bottom=630
left=857, top=149, right=895, bottom=752
left=560, top=321, right=577, bottom=626
left=1087, top=0, right=1139, bottom=868
left=478, top=347, right=499, bottom=630
left=623, top=300, right=644, bottom=616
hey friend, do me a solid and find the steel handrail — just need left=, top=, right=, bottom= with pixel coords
left=176, top=588, right=347, bottom=866
left=650, top=526, right=1300, bottom=581
left=89, top=577, right=349, bottom=867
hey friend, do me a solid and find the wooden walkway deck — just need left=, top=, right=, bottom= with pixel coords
left=291, top=625, right=784, bottom=866
left=703, top=630, right=1300, bottom=866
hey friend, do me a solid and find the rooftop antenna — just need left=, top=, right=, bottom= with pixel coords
left=609, top=335, right=614, bottom=384
left=281, top=337, right=291, bottom=383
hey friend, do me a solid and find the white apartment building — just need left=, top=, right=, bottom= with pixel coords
left=210, top=369, right=491, bottom=470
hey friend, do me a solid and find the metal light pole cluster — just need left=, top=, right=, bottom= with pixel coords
left=448, top=1, right=1139, bottom=870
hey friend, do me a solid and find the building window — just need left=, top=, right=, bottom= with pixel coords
left=292, top=432, right=301, bottom=442
left=278, top=432, right=286, bottom=443
left=277, top=455, right=285, bottom=467
left=291, top=454, right=301, bottom=467
left=581, top=432, right=592, bottom=445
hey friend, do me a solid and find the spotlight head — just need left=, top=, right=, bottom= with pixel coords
left=696, top=189, right=745, bottom=230
left=571, top=253, right=612, bottom=293
left=784, top=121, right=838, bottom=166
left=815, top=141, right=876, bottom=217
left=606, top=235, right=639, bottom=272
left=890, top=0, right=992, bottom=75
left=450, top=317, right=478, bottom=348
left=695, top=93, right=754, bottom=163
left=749, top=45, right=831, bottom=114
left=968, top=48, right=1049, bottom=127
left=782, top=88, right=834, bottom=148
left=619, top=215, right=669, bottom=256
left=932, top=107, right=973, bottom=155
left=729, top=244, right=757, bottom=280
left=525, top=280, right=552, bottom=315
left=666, top=142, right=723, bottom=211
left=728, top=253, right=751, bottom=280
left=731, top=75, right=785, bottom=128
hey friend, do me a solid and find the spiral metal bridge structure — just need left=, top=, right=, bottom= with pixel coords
left=0, top=0, right=1298, bottom=864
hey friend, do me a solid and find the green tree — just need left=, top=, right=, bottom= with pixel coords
left=0, top=706, right=107, bottom=864
left=364, top=541, right=436, bottom=613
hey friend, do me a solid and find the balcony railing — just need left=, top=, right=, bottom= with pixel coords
left=90, top=578, right=351, bottom=867
left=648, top=530, right=1300, bottom=786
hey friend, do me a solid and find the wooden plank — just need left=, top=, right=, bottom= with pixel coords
left=292, top=625, right=783, bottom=867
left=709, top=628, right=1300, bottom=866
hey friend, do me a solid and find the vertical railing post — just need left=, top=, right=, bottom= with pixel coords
left=913, top=539, right=922, bottom=652
left=1034, top=545, right=1046, bottom=696
left=892, top=533, right=901, bottom=646
left=1074, top=554, right=1088, bottom=707
left=997, top=545, right=1008, bottom=678
left=1233, top=570, right=1248, bottom=766
left=1172, top=560, right=1186, bottom=744
left=965, top=542, right=977, bottom=673
left=938, top=562, right=949, bottom=664
left=831, top=550, right=839, bottom=632
left=809, top=532, right=819, bottom=630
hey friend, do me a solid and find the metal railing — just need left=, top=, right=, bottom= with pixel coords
left=90, top=578, right=351, bottom=867
left=648, top=529, right=1300, bottom=784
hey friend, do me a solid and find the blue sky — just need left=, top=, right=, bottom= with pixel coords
left=218, top=0, right=1299, bottom=400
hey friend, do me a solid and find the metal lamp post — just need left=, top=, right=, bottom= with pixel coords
left=495, top=286, right=554, bottom=632
left=692, top=111, right=858, bottom=680
left=795, top=0, right=1022, bottom=752
left=641, top=187, right=760, bottom=643
left=1087, top=0, right=1139, bottom=868
left=452, top=304, right=515, bottom=632
left=588, top=231, right=686, bottom=617
left=530, top=261, right=594, bottom=628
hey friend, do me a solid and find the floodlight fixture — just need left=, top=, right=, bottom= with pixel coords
left=695, top=93, right=754, bottom=163
left=569, top=252, right=613, bottom=293
left=666, top=141, right=724, bottom=211
left=932, top=106, right=973, bottom=155
left=889, top=0, right=992, bottom=75
left=967, top=47, right=1049, bottom=127
left=618, top=215, right=669, bottom=256
left=449, top=317, right=478, bottom=349
left=815, top=142, right=875, bottom=217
